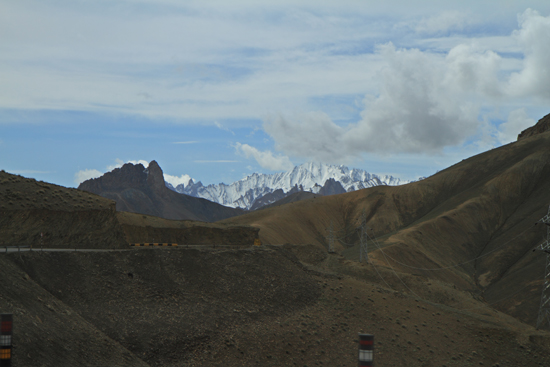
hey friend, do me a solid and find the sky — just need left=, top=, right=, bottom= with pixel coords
left=1, top=0, right=550, bottom=188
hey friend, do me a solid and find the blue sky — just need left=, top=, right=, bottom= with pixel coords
left=1, top=0, right=550, bottom=188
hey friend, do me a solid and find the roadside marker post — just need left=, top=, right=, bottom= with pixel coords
left=358, top=333, right=374, bottom=366
left=0, top=314, right=13, bottom=367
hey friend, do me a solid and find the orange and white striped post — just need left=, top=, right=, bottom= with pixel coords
left=0, top=314, right=12, bottom=367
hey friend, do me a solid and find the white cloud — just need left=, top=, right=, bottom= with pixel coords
left=507, top=9, right=550, bottom=100
left=259, top=8, right=550, bottom=162
left=415, top=11, right=474, bottom=35
left=107, top=159, right=148, bottom=171
left=444, top=44, right=502, bottom=98
left=214, top=121, right=235, bottom=135
left=235, top=143, right=293, bottom=171
left=74, top=168, right=102, bottom=185
left=497, top=108, right=535, bottom=144
left=5, top=2, right=550, bottom=189
left=263, top=41, right=500, bottom=161
left=164, top=173, right=194, bottom=188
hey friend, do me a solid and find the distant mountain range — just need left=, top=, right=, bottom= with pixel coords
left=78, top=161, right=411, bottom=220
left=165, top=162, right=410, bottom=210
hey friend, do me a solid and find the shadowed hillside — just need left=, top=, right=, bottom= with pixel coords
left=0, top=170, right=256, bottom=250
left=0, top=170, right=127, bottom=249
left=220, top=128, right=550, bottom=327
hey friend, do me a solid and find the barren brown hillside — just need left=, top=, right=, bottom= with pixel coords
left=0, top=170, right=127, bottom=249
left=220, top=130, right=550, bottom=327
left=2, top=128, right=550, bottom=366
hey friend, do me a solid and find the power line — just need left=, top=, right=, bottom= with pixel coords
left=368, top=231, right=425, bottom=300
left=366, top=224, right=536, bottom=271
left=368, top=228, right=535, bottom=312
left=327, top=210, right=543, bottom=314
left=359, top=211, right=368, bottom=263
left=325, top=221, right=336, bottom=253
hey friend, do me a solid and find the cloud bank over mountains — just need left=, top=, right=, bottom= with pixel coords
left=240, top=9, right=550, bottom=168
left=3, top=2, right=550, bottom=187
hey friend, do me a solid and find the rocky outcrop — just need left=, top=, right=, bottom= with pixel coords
left=318, top=178, right=346, bottom=196
left=518, top=113, right=550, bottom=140
left=78, top=161, right=245, bottom=222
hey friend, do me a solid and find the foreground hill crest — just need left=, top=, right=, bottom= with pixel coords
left=518, top=112, right=550, bottom=140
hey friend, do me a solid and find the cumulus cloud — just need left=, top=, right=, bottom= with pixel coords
left=497, top=108, right=535, bottom=144
left=74, top=168, right=102, bottom=185
left=258, top=10, right=550, bottom=163
left=263, top=41, right=500, bottom=162
left=264, top=111, right=347, bottom=162
left=508, top=9, right=550, bottom=100
left=235, top=143, right=294, bottom=171
left=164, top=173, right=194, bottom=188
left=444, top=44, right=502, bottom=97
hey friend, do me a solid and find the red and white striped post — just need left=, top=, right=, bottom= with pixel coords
left=0, top=314, right=12, bottom=367
left=358, top=333, right=374, bottom=366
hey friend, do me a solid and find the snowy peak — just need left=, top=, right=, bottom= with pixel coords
left=166, top=162, right=409, bottom=210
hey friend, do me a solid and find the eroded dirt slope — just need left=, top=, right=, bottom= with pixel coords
left=2, top=247, right=320, bottom=366
left=220, top=130, right=550, bottom=328
left=3, top=247, right=550, bottom=366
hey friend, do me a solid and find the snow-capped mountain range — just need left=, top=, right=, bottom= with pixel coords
left=164, top=162, right=410, bottom=210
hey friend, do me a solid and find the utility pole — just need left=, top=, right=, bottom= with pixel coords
left=359, top=211, right=368, bottom=263
left=326, top=221, right=336, bottom=253
left=536, top=205, right=550, bottom=330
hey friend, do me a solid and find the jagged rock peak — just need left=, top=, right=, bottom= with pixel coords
left=318, top=178, right=346, bottom=196
left=78, top=162, right=147, bottom=192
left=145, top=160, right=165, bottom=191
left=518, top=113, right=550, bottom=141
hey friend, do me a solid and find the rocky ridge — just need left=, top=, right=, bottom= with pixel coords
left=78, top=161, right=244, bottom=222
left=518, top=112, right=550, bottom=140
left=167, top=162, right=409, bottom=210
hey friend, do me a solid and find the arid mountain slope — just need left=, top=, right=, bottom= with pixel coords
left=0, top=170, right=257, bottom=249
left=3, top=247, right=550, bottom=367
left=117, top=211, right=259, bottom=246
left=219, top=129, right=550, bottom=327
left=0, top=170, right=127, bottom=249
left=78, top=161, right=245, bottom=222
left=2, top=146, right=550, bottom=365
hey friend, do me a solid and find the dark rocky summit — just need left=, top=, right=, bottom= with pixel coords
left=78, top=161, right=244, bottom=222
left=317, top=178, right=346, bottom=196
